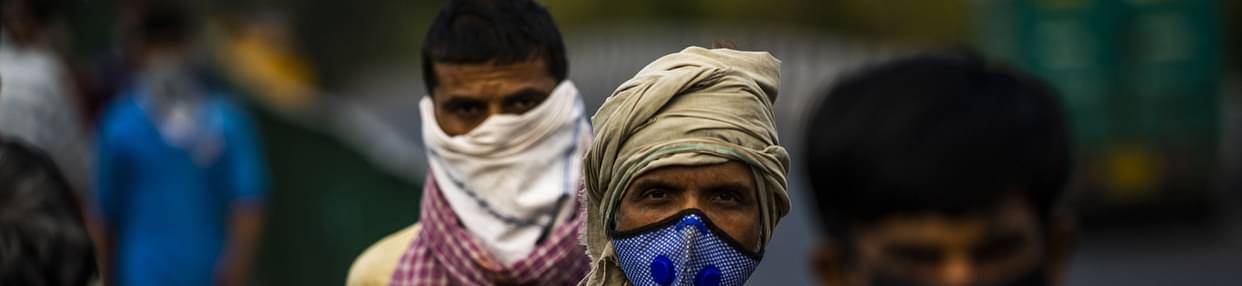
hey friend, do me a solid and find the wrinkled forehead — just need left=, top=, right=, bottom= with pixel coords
left=431, top=60, right=553, bottom=93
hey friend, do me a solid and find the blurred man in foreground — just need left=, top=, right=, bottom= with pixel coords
left=581, top=46, right=791, bottom=286
left=803, top=53, right=1075, bottom=286
left=0, top=136, right=97, bottom=285
left=348, top=0, right=591, bottom=285
left=94, top=3, right=267, bottom=286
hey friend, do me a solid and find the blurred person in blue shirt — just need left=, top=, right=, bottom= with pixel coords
left=93, top=2, right=267, bottom=286
left=803, top=52, right=1075, bottom=286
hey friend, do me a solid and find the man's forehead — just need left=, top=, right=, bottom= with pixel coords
left=433, top=59, right=549, bottom=82
left=856, top=195, right=1040, bottom=241
left=431, top=59, right=555, bottom=98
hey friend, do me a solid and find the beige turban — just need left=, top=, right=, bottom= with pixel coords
left=580, top=46, right=790, bottom=285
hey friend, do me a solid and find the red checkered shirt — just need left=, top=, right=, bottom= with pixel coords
left=390, top=174, right=590, bottom=286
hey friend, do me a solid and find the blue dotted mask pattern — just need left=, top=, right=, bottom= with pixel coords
left=611, top=210, right=761, bottom=286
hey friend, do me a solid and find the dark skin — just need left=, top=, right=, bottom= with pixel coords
left=431, top=58, right=558, bottom=136
left=811, top=194, right=1075, bottom=286
left=615, top=161, right=763, bottom=252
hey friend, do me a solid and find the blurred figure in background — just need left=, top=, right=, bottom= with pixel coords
left=348, top=0, right=592, bottom=285
left=216, top=11, right=319, bottom=113
left=93, top=2, right=267, bottom=286
left=803, top=53, right=1075, bottom=286
left=0, top=136, right=97, bottom=285
left=580, top=46, right=790, bottom=286
left=0, top=0, right=92, bottom=195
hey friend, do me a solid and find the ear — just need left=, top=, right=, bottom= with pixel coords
left=1045, top=212, right=1077, bottom=285
left=811, top=238, right=853, bottom=286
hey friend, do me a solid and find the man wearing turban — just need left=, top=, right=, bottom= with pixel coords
left=580, top=46, right=790, bottom=286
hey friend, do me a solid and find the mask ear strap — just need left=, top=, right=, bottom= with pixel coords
left=534, top=193, right=570, bottom=245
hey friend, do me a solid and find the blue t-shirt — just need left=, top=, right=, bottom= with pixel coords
left=95, top=90, right=266, bottom=286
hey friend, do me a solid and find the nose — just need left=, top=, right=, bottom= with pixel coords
left=680, top=194, right=706, bottom=212
left=939, top=256, right=976, bottom=286
left=675, top=213, right=707, bottom=233
left=487, top=103, right=506, bottom=117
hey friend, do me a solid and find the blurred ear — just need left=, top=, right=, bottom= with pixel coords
left=811, top=238, right=852, bottom=286
left=1046, top=212, right=1077, bottom=285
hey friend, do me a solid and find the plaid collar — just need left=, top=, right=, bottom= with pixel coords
left=390, top=174, right=590, bottom=285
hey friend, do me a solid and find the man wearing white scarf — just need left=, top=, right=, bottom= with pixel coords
left=348, top=1, right=592, bottom=285
left=421, top=79, right=590, bottom=264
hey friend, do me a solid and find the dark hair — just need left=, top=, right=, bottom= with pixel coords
left=1, top=0, right=64, bottom=25
left=137, top=1, right=197, bottom=45
left=421, top=0, right=568, bottom=94
left=803, top=51, right=1072, bottom=240
left=0, top=137, right=97, bottom=285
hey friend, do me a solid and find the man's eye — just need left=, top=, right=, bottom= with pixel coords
left=642, top=189, right=670, bottom=200
left=973, top=236, right=1026, bottom=262
left=511, top=98, right=538, bottom=110
left=711, top=193, right=739, bottom=203
left=887, top=247, right=942, bottom=265
left=450, top=103, right=484, bottom=116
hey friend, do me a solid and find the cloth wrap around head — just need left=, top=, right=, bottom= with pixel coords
left=580, top=46, right=790, bottom=285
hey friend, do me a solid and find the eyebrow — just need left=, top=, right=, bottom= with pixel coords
left=629, top=179, right=681, bottom=194
left=704, top=182, right=756, bottom=199
left=977, top=229, right=1028, bottom=247
left=501, top=88, right=550, bottom=105
left=883, top=243, right=945, bottom=261
left=439, top=95, right=486, bottom=108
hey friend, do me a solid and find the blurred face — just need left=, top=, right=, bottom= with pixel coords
left=2, top=0, right=38, bottom=44
left=615, top=161, right=762, bottom=252
left=430, top=59, right=557, bottom=136
left=814, top=194, right=1072, bottom=286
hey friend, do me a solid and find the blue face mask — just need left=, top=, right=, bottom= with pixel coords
left=611, top=209, right=762, bottom=286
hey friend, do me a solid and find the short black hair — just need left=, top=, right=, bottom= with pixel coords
left=1, top=0, right=64, bottom=25
left=804, top=51, right=1072, bottom=240
left=421, top=0, right=568, bottom=94
left=0, top=137, right=97, bottom=285
left=137, top=1, right=197, bottom=46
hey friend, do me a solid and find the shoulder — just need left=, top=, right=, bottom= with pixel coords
left=206, top=94, right=255, bottom=123
left=204, top=94, right=262, bottom=139
left=100, top=94, right=140, bottom=119
left=347, top=223, right=422, bottom=286
left=98, top=95, right=142, bottom=136
left=206, top=92, right=245, bottom=113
